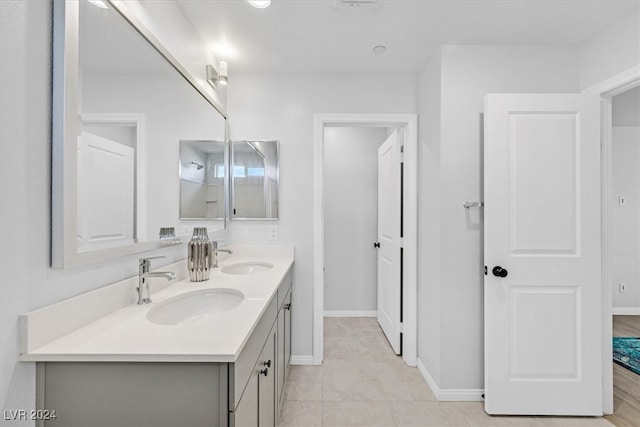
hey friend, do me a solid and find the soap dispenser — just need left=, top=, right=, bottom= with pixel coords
left=188, top=227, right=211, bottom=281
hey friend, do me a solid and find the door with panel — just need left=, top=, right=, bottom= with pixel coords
left=376, top=130, right=402, bottom=355
left=484, top=93, right=601, bottom=415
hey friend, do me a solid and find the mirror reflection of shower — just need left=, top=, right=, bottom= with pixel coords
left=231, top=140, right=279, bottom=219
left=179, top=140, right=227, bottom=220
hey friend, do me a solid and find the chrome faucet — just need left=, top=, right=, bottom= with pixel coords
left=137, top=256, right=175, bottom=305
left=211, top=241, right=233, bottom=268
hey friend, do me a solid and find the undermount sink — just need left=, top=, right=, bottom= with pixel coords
left=147, top=289, right=244, bottom=325
left=221, top=262, right=274, bottom=275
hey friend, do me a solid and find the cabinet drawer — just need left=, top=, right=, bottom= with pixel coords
left=230, top=297, right=277, bottom=410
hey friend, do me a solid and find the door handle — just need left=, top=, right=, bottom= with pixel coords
left=492, top=266, right=508, bottom=278
left=374, top=242, right=380, bottom=248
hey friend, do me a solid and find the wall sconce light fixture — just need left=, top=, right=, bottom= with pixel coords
left=206, top=61, right=228, bottom=88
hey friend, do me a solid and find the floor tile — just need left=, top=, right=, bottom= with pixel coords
left=278, top=318, right=615, bottom=427
left=391, top=401, right=470, bottom=426
left=323, top=401, right=396, bottom=426
left=284, top=365, right=322, bottom=401
left=324, top=336, right=376, bottom=362
left=454, top=402, right=541, bottom=426
left=322, top=360, right=386, bottom=401
left=278, top=401, right=322, bottom=427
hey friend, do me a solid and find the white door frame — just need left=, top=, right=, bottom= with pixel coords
left=584, top=65, right=640, bottom=415
left=313, top=114, right=418, bottom=367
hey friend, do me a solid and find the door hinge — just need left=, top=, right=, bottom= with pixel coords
left=484, top=266, right=488, bottom=276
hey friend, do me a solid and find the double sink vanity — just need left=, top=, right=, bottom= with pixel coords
left=21, top=246, right=294, bottom=427
left=40, top=2, right=291, bottom=424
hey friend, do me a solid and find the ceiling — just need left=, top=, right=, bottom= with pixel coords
left=178, top=0, right=639, bottom=75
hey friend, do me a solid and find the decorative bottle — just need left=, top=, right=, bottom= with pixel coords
left=188, top=227, right=211, bottom=281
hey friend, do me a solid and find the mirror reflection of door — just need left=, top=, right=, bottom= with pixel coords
left=231, top=141, right=279, bottom=219
left=77, top=129, right=135, bottom=252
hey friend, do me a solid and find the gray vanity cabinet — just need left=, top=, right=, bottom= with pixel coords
left=233, top=328, right=275, bottom=427
left=232, top=275, right=291, bottom=427
left=259, top=329, right=276, bottom=427
left=276, top=287, right=292, bottom=415
left=36, top=269, right=293, bottom=427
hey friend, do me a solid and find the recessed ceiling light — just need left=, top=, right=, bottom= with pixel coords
left=373, top=45, right=386, bottom=54
left=248, top=0, right=271, bottom=8
left=87, top=0, right=108, bottom=8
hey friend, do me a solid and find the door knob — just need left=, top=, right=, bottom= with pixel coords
left=260, top=367, right=269, bottom=376
left=492, top=266, right=508, bottom=278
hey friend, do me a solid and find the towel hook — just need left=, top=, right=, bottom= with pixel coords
left=463, top=201, right=484, bottom=209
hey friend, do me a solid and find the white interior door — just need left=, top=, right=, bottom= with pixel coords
left=377, top=130, right=402, bottom=354
left=77, top=131, right=135, bottom=252
left=484, top=93, right=602, bottom=415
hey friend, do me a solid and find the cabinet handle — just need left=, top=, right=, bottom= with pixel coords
left=260, top=367, right=269, bottom=376
left=284, top=303, right=291, bottom=311
left=263, top=360, right=272, bottom=368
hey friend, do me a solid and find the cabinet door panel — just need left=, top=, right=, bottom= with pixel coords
left=284, top=289, right=292, bottom=384
left=233, top=369, right=258, bottom=427
left=277, top=308, right=285, bottom=408
left=259, top=329, right=276, bottom=427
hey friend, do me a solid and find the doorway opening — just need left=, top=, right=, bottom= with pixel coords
left=323, top=126, right=390, bottom=319
left=600, top=77, right=640, bottom=422
left=313, top=114, right=417, bottom=367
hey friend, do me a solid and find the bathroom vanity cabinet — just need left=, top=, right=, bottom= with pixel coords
left=36, top=274, right=293, bottom=427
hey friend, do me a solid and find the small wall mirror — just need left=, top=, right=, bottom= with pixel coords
left=231, top=141, right=279, bottom=220
left=179, top=140, right=227, bottom=220
left=52, top=0, right=227, bottom=268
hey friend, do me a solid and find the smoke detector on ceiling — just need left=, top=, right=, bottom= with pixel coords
left=336, top=0, right=379, bottom=8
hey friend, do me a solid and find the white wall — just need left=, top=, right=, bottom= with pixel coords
left=611, top=126, right=640, bottom=310
left=0, top=1, right=217, bottom=420
left=580, top=13, right=640, bottom=91
left=611, top=87, right=640, bottom=310
left=323, top=126, right=389, bottom=313
left=417, top=47, right=443, bottom=385
left=225, top=75, right=417, bottom=356
left=416, top=45, right=580, bottom=392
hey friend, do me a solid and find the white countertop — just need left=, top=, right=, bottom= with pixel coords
left=20, top=247, right=294, bottom=363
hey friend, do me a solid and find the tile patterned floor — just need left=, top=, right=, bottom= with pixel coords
left=278, top=317, right=612, bottom=427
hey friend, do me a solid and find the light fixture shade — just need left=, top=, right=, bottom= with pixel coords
left=248, top=0, right=271, bottom=8
left=218, top=61, right=228, bottom=85
left=206, top=64, right=219, bottom=88
left=206, top=61, right=229, bottom=88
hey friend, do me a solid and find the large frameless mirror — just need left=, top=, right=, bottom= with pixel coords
left=231, top=140, right=279, bottom=220
left=52, top=0, right=227, bottom=269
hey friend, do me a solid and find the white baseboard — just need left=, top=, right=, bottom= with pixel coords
left=438, top=389, right=484, bottom=402
left=416, top=358, right=484, bottom=402
left=290, top=355, right=315, bottom=365
left=612, top=307, right=640, bottom=315
left=323, top=310, right=377, bottom=318
left=416, top=358, right=440, bottom=396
